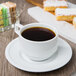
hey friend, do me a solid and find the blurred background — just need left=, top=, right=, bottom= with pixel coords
left=69, top=0, right=76, bottom=4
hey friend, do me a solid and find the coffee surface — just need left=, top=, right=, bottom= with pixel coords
left=21, top=27, right=56, bottom=41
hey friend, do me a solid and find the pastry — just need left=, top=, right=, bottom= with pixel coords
left=43, top=0, right=68, bottom=12
left=26, top=0, right=43, bottom=7
left=55, top=8, right=76, bottom=21
left=73, top=17, right=76, bottom=28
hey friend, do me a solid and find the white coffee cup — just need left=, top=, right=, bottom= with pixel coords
left=15, top=23, right=58, bottom=61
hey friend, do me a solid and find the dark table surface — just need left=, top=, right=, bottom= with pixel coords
left=0, top=0, right=76, bottom=76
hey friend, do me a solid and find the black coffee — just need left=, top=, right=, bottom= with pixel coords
left=21, top=27, right=56, bottom=41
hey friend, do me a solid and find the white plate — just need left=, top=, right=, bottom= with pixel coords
left=5, top=37, right=72, bottom=72
left=28, top=2, right=76, bottom=44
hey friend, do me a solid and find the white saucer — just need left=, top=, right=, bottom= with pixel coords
left=5, top=37, right=72, bottom=73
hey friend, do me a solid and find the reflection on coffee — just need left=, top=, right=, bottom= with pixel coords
left=21, top=27, right=56, bottom=41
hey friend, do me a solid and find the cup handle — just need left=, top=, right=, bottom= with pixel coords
left=15, top=23, right=24, bottom=35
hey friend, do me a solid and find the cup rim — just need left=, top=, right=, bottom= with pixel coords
left=19, top=23, right=58, bottom=43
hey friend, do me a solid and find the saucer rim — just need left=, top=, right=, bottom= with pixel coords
left=5, top=37, right=72, bottom=73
